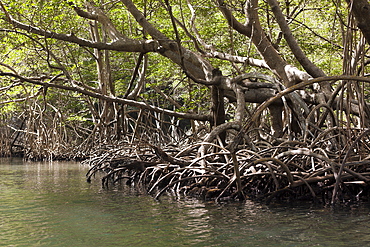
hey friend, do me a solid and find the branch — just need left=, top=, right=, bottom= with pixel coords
left=124, top=53, right=145, bottom=99
left=121, top=0, right=213, bottom=80
left=203, top=51, right=270, bottom=69
left=66, top=1, right=98, bottom=20
left=291, top=18, right=343, bottom=50
left=218, top=0, right=292, bottom=83
left=0, top=72, right=212, bottom=121
left=217, top=0, right=252, bottom=36
left=266, top=0, right=326, bottom=79
left=0, top=87, right=43, bottom=104
left=5, top=15, right=160, bottom=52
left=187, top=0, right=214, bottom=51
left=83, top=2, right=126, bottom=42
left=249, top=75, right=370, bottom=129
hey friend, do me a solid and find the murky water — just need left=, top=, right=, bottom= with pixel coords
left=1, top=158, right=370, bottom=246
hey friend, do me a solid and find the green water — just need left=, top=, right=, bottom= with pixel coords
left=1, top=158, right=370, bottom=246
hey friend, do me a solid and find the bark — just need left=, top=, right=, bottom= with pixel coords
left=7, top=17, right=159, bottom=52
left=217, top=0, right=285, bottom=85
left=348, top=0, right=370, bottom=45
left=187, top=0, right=270, bottom=70
left=266, top=0, right=325, bottom=78
left=268, top=104, right=284, bottom=137
left=217, top=0, right=324, bottom=87
left=121, top=0, right=213, bottom=80
left=266, top=0, right=332, bottom=94
left=125, top=53, right=147, bottom=100
left=217, top=0, right=323, bottom=135
left=243, top=0, right=290, bottom=85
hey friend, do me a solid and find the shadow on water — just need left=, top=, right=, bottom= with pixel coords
left=1, top=158, right=370, bottom=246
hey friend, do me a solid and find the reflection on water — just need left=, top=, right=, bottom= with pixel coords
left=1, top=158, right=370, bottom=246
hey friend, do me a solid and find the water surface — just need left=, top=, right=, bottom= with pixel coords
left=1, top=158, right=370, bottom=246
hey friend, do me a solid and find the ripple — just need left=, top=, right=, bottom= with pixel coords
left=2, top=160, right=370, bottom=246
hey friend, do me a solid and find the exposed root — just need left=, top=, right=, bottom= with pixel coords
left=82, top=126, right=370, bottom=204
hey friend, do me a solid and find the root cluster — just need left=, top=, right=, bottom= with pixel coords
left=83, top=126, right=370, bottom=205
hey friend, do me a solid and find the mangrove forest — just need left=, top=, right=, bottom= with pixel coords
left=1, top=0, right=370, bottom=205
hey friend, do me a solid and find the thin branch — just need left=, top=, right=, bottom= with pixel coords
left=4, top=15, right=159, bottom=52
left=0, top=72, right=212, bottom=122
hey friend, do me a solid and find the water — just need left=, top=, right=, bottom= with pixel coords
left=1, top=158, right=370, bottom=247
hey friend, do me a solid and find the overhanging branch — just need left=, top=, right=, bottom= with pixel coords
left=0, top=72, right=212, bottom=122
left=6, top=17, right=160, bottom=53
